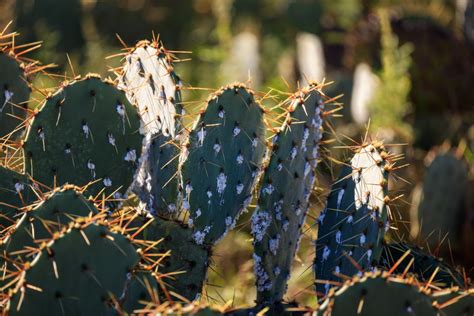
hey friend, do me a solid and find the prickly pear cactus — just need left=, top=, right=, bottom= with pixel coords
left=380, top=242, right=464, bottom=288
left=127, top=215, right=210, bottom=301
left=0, top=166, right=33, bottom=230
left=0, top=51, right=30, bottom=139
left=181, top=84, right=266, bottom=245
left=252, top=84, right=325, bottom=304
left=23, top=75, right=144, bottom=198
left=316, top=271, right=436, bottom=316
left=314, top=142, right=391, bottom=297
left=6, top=222, right=139, bottom=315
left=417, top=153, right=468, bottom=251
left=119, top=40, right=183, bottom=216
left=1, top=186, right=98, bottom=264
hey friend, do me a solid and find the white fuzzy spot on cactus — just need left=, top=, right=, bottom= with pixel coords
left=236, top=183, right=244, bottom=195
left=116, top=103, right=126, bottom=134
left=262, top=184, right=274, bottom=196
left=206, top=190, right=212, bottom=204
left=193, top=226, right=211, bottom=245
left=168, top=204, right=177, bottom=213
left=213, top=143, right=221, bottom=155
left=273, top=266, right=281, bottom=276
left=360, top=233, right=366, bottom=246
left=197, top=128, right=206, bottom=147
left=347, top=214, right=354, bottom=223
left=290, top=146, right=298, bottom=160
left=103, top=178, right=112, bottom=187
left=335, top=266, right=340, bottom=275
left=236, top=154, right=244, bottom=165
left=336, top=188, right=344, bottom=210
left=251, top=169, right=258, bottom=178
left=87, top=159, right=96, bottom=179
left=14, top=182, right=24, bottom=193
left=367, top=249, right=373, bottom=263
left=195, top=208, right=202, bottom=218
left=251, top=210, right=271, bottom=242
left=124, top=149, right=137, bottom=163
left=322, top=245, right=331, bottom=262
left=253, top=254, right=272, bottom=292
left=277, top=163, right=283, bottom=171
left=182, top=200, right=190, bottom=210
left=317, top=210, right=326, bottom=225
left=312, top=147, right=319, bottom=159
left=275, top=201, right=283, bottom=221
left=82, top=123, right=90, bottom=138
left=187, top=218, right=194, bottom=226
left=218, top=109, right=225, bottom=118
left=269, top=234, right=281, bottom=255
left=217, top=172, right=227, bottom=194
left=295, top=205, right=302, bottom=216
left=243, top=195, right=252, bottom=209
left=1, top=90, right=13, bottom=112
left=252, top=137, right=258, bottom=148
left=233, top=126, right=241, bottom=137
left=185, top=183, right=193, bottom=196
left=282, top=220, right=289, bottom=232
left=302, top=128, right=309, bottom=152
left=108, top=133, right=116, bottom=146
left=335, top=230, right=342, bottom=244
left=304, top=161, right=311, bottom=178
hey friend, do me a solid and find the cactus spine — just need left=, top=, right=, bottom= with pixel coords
left=314, top=142, right=391, bottom=296
left=252, top=83, right=325, bottom=304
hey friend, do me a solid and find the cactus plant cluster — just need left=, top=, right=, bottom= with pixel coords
left=0, top=25, right=472, bottom=316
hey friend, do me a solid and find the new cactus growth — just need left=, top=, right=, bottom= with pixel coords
left=314, top=142, right=391, bottom=297
left=316, top=271, right=436, bottom=315
left=380, top=242, right=465, bottom=288
left=118, top=40, right=183, bottom=216
left=0, top=166, right=34, bottom=231
left=181, top=84, right=266, bottom=245
left=5, top=222, right=139, bottom=315
left=252, top=83, right=325, bottom=304
left=23, top=75, right=144, bottom=199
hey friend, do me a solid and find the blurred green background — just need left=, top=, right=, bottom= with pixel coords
left=2, top=0, right=473, bottom=308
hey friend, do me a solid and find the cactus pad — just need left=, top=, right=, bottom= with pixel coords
left=181, top=84, right=266, bottom=245
left=432, top=288, right=474, bottom=315
left=316, top=272, right=436, bottom=315
left=252, top=84, right=325, bottom=303
left=314, top=143, right=391, bottom=297
left=0, top=52, right=30, bottom=139
left=6, top=223, right=139, bottom=315
left=23, top=75, right=144, bottom=198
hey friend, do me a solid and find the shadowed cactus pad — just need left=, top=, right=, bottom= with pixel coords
left=314, top=142, right=391, bottom=296
left=129, top=215, right=210, bottom=301
left=380, top=242, right=464, bottom=288
left=0, top=166, right=34, bottom=231
left=23, top=75, right=144, bottom=198
left=119, top=40, right=184, bottom=216
left=1, top=186, right=98, bottom=267
left=252, top=84, right=325, bottom=304
left=181, top=84, right=266, bottom=245
left=0, top=52, right=30, bottom=139
left=432, top=288, right=474, bottom=315
left=6, top=223, right=139, bottom=315
left=316, top=272, right=436, bottom=316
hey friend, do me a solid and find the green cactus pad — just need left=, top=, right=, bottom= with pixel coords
left=0, top=166, right=34, bottom=231
left=314, top=143, right=391, bottom=297
left=252, top=84, right=325, bottom=304
left=316, top=272, right=436, bottom=316
left=380, top=242, right=464, bottom=288
left=23, top=75, right=144, bottom=198
left=181, top=84, right=266, bottom=245
left=119, top=40, right=183, bottom=216
left=1, top=186, right=98, bottom=265
left=0, top=52, right=30, bottom=139
left=432, top=288, right=474, bottom=315
left=417, top=153, right=468, bottom=250
left=7, top=223, right=139, bottom=315
left=120, top=271, right=160, bottom=313
left=129, top=215, right=210, bottom=301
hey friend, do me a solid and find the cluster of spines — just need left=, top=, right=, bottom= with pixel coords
left=252, top=83, right=326, bottom=304
left=314, top=141, right=393, bottom=297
